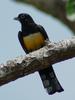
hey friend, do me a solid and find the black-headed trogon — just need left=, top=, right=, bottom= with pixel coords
left=14, top=13, right=64, bottom=95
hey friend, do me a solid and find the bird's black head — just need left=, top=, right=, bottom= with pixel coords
left=14, top=13, right=34, bottom=25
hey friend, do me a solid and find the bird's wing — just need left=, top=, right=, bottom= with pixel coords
left=18, top=31, right=29, bottom=54
left=37, top=25, right=49, bottom=40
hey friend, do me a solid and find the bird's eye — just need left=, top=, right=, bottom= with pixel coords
left=21, top=15, right=25, bottom=19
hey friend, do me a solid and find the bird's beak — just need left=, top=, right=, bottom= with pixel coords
left=14, top=17, right=19, bottom=21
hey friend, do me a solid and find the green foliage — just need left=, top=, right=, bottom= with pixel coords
left=66, top=0, right=75, bottom=14
left=66, top=0, right=75, bottom=21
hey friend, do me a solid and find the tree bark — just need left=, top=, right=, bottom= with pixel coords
left=0, top=37, right=75, bottom=86
left=15, top=0, right=75, bottom=34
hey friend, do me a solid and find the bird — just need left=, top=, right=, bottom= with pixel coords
left=14, top=13, right=64, bottom=95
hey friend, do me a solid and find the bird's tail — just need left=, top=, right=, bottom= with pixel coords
left=39, top=66, right=64, bottom=95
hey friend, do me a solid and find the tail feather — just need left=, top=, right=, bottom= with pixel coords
left=39, top=66, right=64, bottom=95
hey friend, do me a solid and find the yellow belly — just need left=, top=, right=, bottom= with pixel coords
left=23, top=32, right=45, bottom=51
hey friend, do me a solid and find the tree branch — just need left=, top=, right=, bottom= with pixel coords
left=15, top=0, right=75, bottom=34
left=0, top=37, right=75, bottom=86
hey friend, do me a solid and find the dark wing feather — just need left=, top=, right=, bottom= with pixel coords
left=18, top=31, right=29, bottom=54
left=37, top=25, right=49, bottom=40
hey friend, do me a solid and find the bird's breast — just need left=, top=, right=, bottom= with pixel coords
left=23, top=32, right=45, bottom=51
